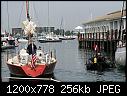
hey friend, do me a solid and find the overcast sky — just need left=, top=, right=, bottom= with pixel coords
left=1, top=1, right=123, bottom=32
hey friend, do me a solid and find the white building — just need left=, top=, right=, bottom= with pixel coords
left=82, top=10, right=126, bottom=40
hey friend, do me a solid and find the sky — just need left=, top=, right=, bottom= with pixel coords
left=1, top=1, right=123, bottom=33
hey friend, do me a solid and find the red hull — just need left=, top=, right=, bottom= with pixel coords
left=22, top=65, right=46, bottom=77
left=6, top=62, right=56, bottom=77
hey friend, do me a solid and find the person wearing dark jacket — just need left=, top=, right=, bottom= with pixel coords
left=27, top=40, right=37, bottom=55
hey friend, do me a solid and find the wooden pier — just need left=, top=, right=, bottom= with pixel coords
left=78, top=29, right=126, bottom=66
left=78, top=29, right=125, bottom=51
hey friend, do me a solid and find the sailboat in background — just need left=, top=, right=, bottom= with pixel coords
left=6, top=1, right=57, bottom=77
left=115, top=1, right=126, bottom=68
left=1, top=30, right=15, bottom=50
left=59, top=17, right=76, bottom=40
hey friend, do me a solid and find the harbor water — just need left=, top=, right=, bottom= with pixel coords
left=1, top=39, right=126, bottom=82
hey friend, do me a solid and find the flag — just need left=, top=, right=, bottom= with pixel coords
left=93, top=44, right=98, bottom=51
left=31, top=44, right=37, bottom=68
left=31, top=53, right=37, bottom=68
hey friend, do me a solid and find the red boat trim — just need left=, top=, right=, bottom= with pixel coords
left=22, top=64, right=46, bottom=77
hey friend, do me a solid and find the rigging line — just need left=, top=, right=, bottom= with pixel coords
left=47, top=1, right=51, bottom=52
left=7, top=1, right=10, bottom=33
left=6, top=1, right=14, bottom=62
left=33, top=2, right=40, bottom=26
left=48, top=1, right=49, bottom=28
left=17, top=2, right=24, bottom=27
left=1, top=2, right=5, bottom=32
left=32, top=2, right=38, bottom=48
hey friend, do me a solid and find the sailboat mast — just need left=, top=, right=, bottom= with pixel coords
left=26, top=1, right=32, bottom=41
left=26, top=1, right=30, bottom=22
left=60, top=17, right=63, bottom=36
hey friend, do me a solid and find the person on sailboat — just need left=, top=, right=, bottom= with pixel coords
left=27, top=39, right=37, bottom=67
left=27, top=39, right=37, bottom=55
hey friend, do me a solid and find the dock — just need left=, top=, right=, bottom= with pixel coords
left=77, top=9, right=126, bottom=69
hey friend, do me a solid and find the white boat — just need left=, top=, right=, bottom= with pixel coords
left=45, top=32, right=62, bottom=42
left=18, top=38, right=28, bottom=43
left=6, top=1, right=57, bottom=77
left=115, top=2, right=126, bottom=68
left=1, top=32, right=15, bottom=45
left=1, top=31, right=16, bottom=48
left=59, top=35, right=75, bottom=40
left=115, top=41, right=126, bottom=67
left=38, top=36, right=47, bottom=43
left=2, top=41, right=15, bottom=50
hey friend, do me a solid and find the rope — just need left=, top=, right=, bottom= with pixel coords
left=17, top=2, right=24, bottom=27
left=6, top=2, right=14, bottom=63
left=47, top=1, right=51, bottom=54
left=32, top=2, right=40, bottom=48
left=33, top=2, right=40, bottom=26
left=48, top=1, right=49, bottom=28
left=7, top=1, right=10, bottom=33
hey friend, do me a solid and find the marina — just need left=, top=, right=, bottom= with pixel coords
left=1, top=1, right=126, bottom=82
left=1, top=39, right=126, bottom=82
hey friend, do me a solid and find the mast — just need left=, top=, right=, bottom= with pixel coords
left=60, top=17, right=63, bottom=36
left=26, top=1, right=32, bottom=41
left=26, top=1, right=30, bottom=22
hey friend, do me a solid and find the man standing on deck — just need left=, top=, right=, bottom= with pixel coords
left=27, top=39, right=37, bottom=68
left=27, top=39, right=37, bottom=55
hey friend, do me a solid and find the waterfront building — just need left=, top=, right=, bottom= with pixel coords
left=82, top=10, right=126, bottom=40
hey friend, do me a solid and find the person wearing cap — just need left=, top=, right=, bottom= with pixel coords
left=97, top=53, right=104, bottom=66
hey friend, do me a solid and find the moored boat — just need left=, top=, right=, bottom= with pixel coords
left=18, top=38, right=28, bottom=43
left=6, top=1, right=57, bottom=77
left=115, top=41, right=126, bottom=68
left=38, top=36, right=47, bottom=43
left=115, top=2, right=126, bottom=69
left=45, top=32, right=62, bottom=42
left=6, top=48, right=57, bottom=77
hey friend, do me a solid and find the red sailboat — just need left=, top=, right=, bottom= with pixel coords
left=6, top=1, right=57, bottom=77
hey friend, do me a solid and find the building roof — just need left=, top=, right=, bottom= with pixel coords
left=83, top=9, right=126, bottom=24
